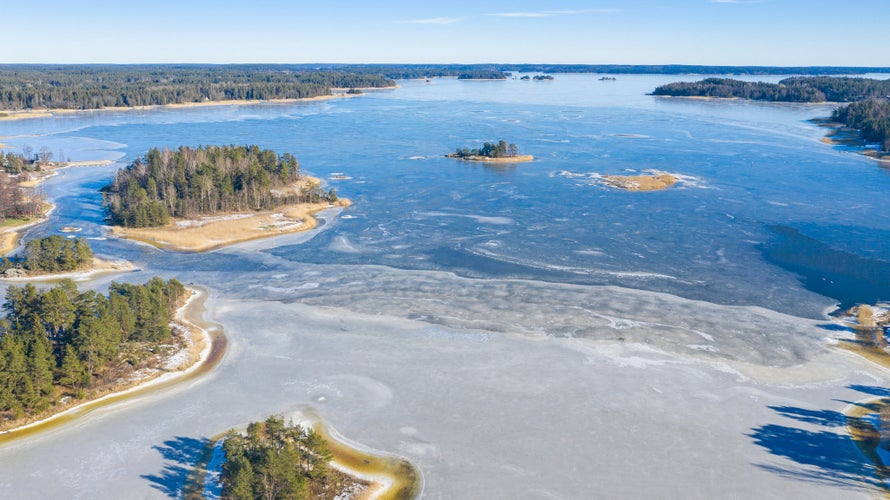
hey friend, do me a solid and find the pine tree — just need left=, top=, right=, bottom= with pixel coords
left=59, top=345, right=89, bottom=392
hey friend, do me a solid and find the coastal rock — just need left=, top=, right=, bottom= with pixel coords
left=3, top=268, right=27, bottom=278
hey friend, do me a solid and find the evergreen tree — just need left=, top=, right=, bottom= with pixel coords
left=59, top=345, right=88, bottom=392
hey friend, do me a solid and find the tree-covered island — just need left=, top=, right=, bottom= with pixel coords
left=103, top=145, right=348, bottom=251
left=219, top=415, right=365, bottom=499
left=0, top=277, right=189, bottom=425
left=651, top=77, right=890, bottom=154
left=446, top=140, right=534, bottom=163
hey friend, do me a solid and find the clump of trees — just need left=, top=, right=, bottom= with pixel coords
left=832, top=98, right=890, bottom=151
left=452, top=140, right=520, bottom=158
left=0, top=172, right=43, bottom=222
left=0, top=235, right=94, bottom=274
left=0, top=66, right=395, bottom=111
left=103, top=145, right=338, bottom=228
left=221, top=416, right=359, bottom=499
left=0, top=277, right=187, bottom=418
left=457, top=70, right=508, bottom=80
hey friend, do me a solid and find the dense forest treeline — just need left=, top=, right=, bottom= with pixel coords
left=651, top=77, right=890, bottom=151
left=103, top=145, right=337, bottom=228
left=0, top=277, right=186, bottom=418
left=832, top=99, right=890, bottom=151
left=0, top=66, right=394, bottom=111
left=220, top=415, right=360, bottom=499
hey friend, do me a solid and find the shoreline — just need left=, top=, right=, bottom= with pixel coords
left=843, top=396, right=890, bottom=490
left=111, top=197, right=351, bottom=253
left=0, top=287, right=224, bottom=442
left=0, top=87, right=397, bottom=122
left=0, top=203, right=55, bottom=255
left=814, top=119, right=890, bottom=164
left=447, top=154, right=534, bottom=163
left=0, top=256, right=136, bottom=282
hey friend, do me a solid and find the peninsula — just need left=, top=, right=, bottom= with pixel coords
left=0, top=277, right=193, bottom=430
left=103, top=145, right=348, bottom=252
left=651, top=77, right=890, bottom=156
left=447, top=140, right=534, bottom=163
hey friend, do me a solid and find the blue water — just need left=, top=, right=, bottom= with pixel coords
left=2, top=74, right=889, bottom=318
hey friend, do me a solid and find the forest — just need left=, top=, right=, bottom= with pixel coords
left=0, top=235, right=93, bottom=274
left=0, top=66, right=394, bottom=111
left=0, top=277, right=186, bottom=418
left=651, top=76, right=890, bottom=102
left=103, top=145, right=337, bottom=228
left=652, top=77, right=890, bottom=152
left=451, top=140, right=520, bottom=158
left=220, top=415, right=361, bottom=499
left=832, top=98, right=890, bottom=151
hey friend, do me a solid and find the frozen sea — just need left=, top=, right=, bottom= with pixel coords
left=0, top=74, right=889, bottom=498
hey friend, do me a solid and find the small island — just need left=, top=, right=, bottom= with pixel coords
left=201, top=414, right=421, bottom=499
left=446, top=140, right=534, bottom=163
left=601, top=172, right=679, bottom=191
left=103, top=145, right=349, bottom=252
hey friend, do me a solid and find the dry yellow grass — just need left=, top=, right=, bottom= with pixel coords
left=858, top=305, right=877, bottom=328
left=602, top=173, right=679, bottom=191
left=113, top=199, right=351, bottom=252
left=0, top=111, right=52, bottom=121
left=0, top=231, right=19, bottom=255
left=0, top=207, right=53, bottom=255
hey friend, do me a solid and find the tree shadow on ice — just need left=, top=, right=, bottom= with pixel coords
left=849, top=385, right=890, bottom=398
left=749, top=398, right=884, bottom=492
left=767, top=405, right=845, bottom=427
left=141, top=435, right=212, bottom=498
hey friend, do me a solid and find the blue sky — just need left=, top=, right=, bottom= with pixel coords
left=5, top=0, right=889, bottom=66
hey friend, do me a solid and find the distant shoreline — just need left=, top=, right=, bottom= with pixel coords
left=0, top=87, right=396, bottom=122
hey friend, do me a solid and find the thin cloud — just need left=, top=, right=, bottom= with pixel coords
left=401, top=17, right=462, bottom=25
left=489, top=9, right=618, bottom=18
